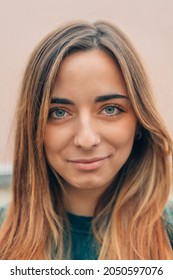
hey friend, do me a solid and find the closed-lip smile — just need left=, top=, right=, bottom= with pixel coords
left=69, top=156, right=108, bottom=163
left=68, top=156, right=109, bottom=171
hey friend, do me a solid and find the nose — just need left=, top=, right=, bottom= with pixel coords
left=74, top=116, right=100, bottom=150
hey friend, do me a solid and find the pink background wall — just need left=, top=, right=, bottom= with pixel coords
left=0, top=0, right=173, bottom=171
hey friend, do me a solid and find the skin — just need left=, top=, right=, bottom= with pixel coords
left=43, top=49, right=137, bottom=216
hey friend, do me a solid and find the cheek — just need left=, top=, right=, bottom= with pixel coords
left=43, top=125, right=71, bottom=154
left=103, top=118, right=137, bottom=148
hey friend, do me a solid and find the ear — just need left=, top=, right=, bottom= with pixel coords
left=136, top=131, right=142, bottom=140
left=135, top=123, right=142, bottom=140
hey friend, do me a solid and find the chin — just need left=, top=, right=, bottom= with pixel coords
left=67, top=178, right=110, bottom=191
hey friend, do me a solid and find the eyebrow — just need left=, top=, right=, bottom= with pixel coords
left=50, top=93, right=128, bottom=105
left=51, top=97, right=74, bottom=105
left=95, top=93, right=128, bottom=102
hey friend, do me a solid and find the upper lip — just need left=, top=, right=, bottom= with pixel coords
left=69, top=156, right=109, bottom=163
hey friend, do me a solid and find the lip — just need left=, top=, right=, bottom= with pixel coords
left=68, top=156, right=109, bottom=171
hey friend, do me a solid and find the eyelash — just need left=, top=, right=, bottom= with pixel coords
left=48, top=104, right=125, bottom=120
left=101, top=104, right=125, bottom=117
left=48, top=107, right=70, bottom=119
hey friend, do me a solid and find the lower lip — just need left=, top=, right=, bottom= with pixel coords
left=69, top=157, right=108, bottom=171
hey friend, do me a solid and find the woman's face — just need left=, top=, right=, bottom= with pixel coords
left=44, top=49, right=137, bottom=194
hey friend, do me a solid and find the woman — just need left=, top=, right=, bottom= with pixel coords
left=0, top=20, right=172, bottom=260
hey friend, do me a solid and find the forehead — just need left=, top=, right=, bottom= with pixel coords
left=52, top=49, right=127, bottom=100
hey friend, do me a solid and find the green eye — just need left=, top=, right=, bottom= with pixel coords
left=103, top=105, right=121, bottom=115
left=48, top=108, right=68, bottom=119
left=105, top=106, right=117, bottom=114
left=55, top=109, right=66, bottom=118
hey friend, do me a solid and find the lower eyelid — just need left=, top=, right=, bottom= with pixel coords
left=48, top=108, right=70, bottom=118
left=101, top=105, right=124, bottom=113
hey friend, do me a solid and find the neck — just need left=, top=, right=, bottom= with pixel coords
left=63, top=184, right=107, bottom=217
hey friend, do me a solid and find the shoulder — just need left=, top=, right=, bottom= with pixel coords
left=163, top=201, right=173, bottom=248
left=0, top=204, right=9, bottom=227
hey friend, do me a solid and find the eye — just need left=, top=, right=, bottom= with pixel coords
left=101, top=105, right=124, bottom=116
left=48, top=108, right=70, bottom=119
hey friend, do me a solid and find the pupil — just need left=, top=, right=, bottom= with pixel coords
left=106, top=106, right=114, bottom=114
left=56, top=109, right=65, bottom=117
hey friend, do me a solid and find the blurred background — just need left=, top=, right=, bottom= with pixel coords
left=0, top=0, right=173, bottom=207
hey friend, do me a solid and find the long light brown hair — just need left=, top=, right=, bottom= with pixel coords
left=0, top=20, right=173, bottom=259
